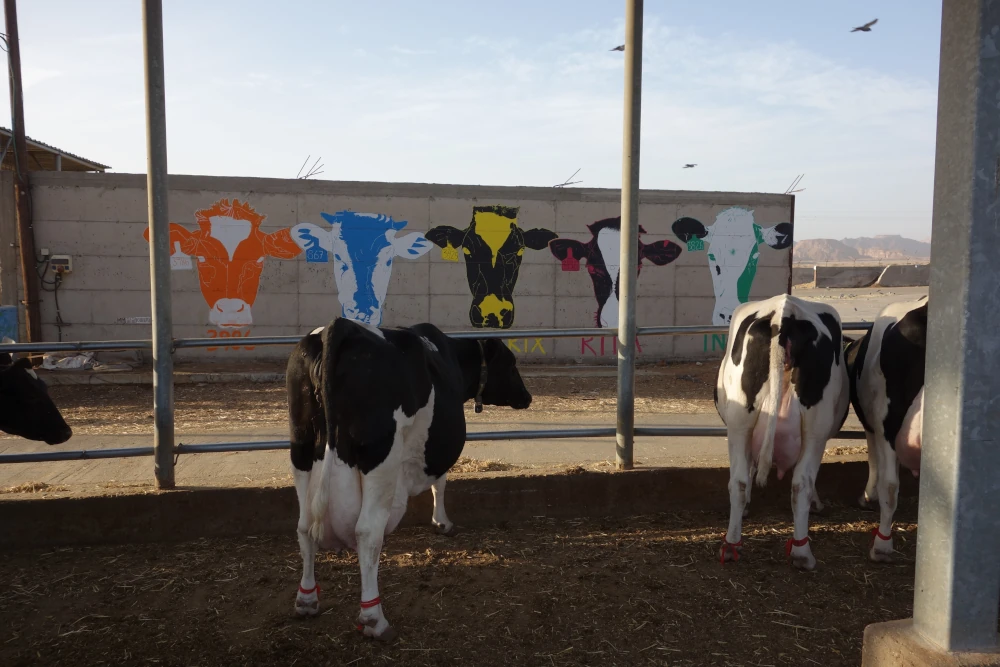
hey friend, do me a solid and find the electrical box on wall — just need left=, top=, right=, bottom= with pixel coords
left=49, top=255, right=72, bottom=274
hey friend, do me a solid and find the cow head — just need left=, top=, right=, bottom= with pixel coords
left=427, top=206, right=556, bottom=329
left=144, top=199, right=303, bottom=329
left=0, top=346, right=72, bottom=445
left=292, top=211, right=431, bottom=326
left=549, top=217, right=682, bottom=328
left=672, top=207, right=792, bottom=325
left=478, top=338, right=533, bottom=410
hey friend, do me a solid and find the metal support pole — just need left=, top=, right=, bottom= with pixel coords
left=4, top=0, right=42, bottom=345
left=615, top=0, right=642, bottom=471
left=142, top=0, right=175, bottom=489
left=911, top=0, right=1000, bottom=652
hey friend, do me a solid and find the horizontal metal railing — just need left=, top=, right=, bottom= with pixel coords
left=0, top=322, right=874, bottom=353
left=0, top=427, right=867, bottom=464
left=0, top=321, right=874, bottom=466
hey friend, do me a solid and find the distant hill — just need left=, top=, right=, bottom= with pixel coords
left=795, top=235, right=930, bottom=263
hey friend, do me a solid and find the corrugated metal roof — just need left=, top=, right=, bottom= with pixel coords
left=0, top=126, right=109, bottom=172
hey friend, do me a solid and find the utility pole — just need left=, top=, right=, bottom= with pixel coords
left=3, top=0, right=42, bottom=343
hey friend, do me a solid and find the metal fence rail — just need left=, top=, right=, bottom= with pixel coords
left=0, top=322, right=874, bottom=353
left=0, top=322, right=874, bottom=466
left=0, top=427, right=868, bottom=465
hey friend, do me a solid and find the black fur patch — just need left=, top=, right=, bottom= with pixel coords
left=741, top=314, right=776, bottom=412
left=779, top=315, right=834, bottom=409
left=880, top=304, right=927, bottom=449
left=845, top=333, right=873, bottom=433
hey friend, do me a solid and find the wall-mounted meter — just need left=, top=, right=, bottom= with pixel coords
left=49, top=255, right=73, bottom=274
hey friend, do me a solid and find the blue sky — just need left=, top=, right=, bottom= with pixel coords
left=3, top=1, right=942, bottom=240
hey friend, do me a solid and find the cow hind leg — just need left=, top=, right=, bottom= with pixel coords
left=354, top=431, right=404, bottom=642
left=870, top=435, right=898, bottom=563
left=721, top=429, right=751, bottom=563
left=431, top=474, right=457, bottom=536
left=860, top=431, right=880, bottom=511
left=292, top=466, right=320, bottom=617
left=788, top=436, right=824, bottom=571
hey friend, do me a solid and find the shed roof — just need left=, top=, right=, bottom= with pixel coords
left=0, top=126, right=109, bottom=172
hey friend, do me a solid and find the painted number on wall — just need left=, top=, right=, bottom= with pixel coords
left=207, top=329, right=256, bottom=352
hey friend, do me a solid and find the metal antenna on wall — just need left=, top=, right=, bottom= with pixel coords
left=553, top=168, right=582, bottom=188
left=784, top=173, right=805, bottom=194
left=296, top=155, right=324, bottom=179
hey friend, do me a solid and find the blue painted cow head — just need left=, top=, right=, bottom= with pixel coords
left=292, top=211, right=431, bottom=325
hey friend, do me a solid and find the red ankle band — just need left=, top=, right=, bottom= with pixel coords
left=719, top=536, right=743, bottom=564
left=871, top=527, right=892, bottom=541
left=785, top=535, right=809, bottom=556
left=299, top=584, right=320, bottom=596
left=359, top=596, right=381, bottom=609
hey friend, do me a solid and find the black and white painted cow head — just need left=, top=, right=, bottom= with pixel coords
left=672, top=207, right=792, bottom=325
left=478, top=338, right=533, bottom=410
left=548, top=217, right=682, bottom=327
left=0, top=350, right=72, bottom=445
left=427, top=206, right=557, bottom=329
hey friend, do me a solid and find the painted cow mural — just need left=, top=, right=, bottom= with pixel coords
left=426, top=205, right=556, bottom=329
left=292, top=211, right=432, bottom=326
left=671, top=206, right=792, bottom=325
left=548, top=217, right=683, bottom=328
left=143, top=199, right=302, bottom=328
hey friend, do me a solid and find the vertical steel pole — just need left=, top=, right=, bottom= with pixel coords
left=142, top=0, right=175, bottom=489
left=4, top=0, right=43, bottom=345
left=911, top=0, right=1000, bottom=652
left=616, top=0, right=642, bottom=471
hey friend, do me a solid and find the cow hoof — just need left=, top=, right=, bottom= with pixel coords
left=356, top=616, right=396, bottom=642
left=869, top=546, right=894, bottom=563
left=790, top=553, right=817, bottom=571
left=294, top=598, right=319, bottom=617
left=858, top=494, right=879, bottom=512
left=719, top=541, right=743, bottom=564
left=434, top=523, right=458, bottom=537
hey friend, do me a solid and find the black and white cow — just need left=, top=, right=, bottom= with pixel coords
left=286, top=319, right=532, bottom=640
left=716, top=294, right=849, bottom=570
left=0, top=347, right=72, bottom=445
left=845, top=296, right=926, bottom=563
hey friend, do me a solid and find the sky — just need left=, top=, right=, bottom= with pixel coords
left=2, top=1, right=942, bottom=241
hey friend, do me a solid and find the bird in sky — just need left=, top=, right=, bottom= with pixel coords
left=851, top=18, right=878, bottom=32
left=683, top=163, right=697, bottom=169
left=610, top=45, right=624, bottom=51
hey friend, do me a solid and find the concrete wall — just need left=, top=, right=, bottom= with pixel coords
left=15, top=173, right=793, bottom=362
left=877, top=264, right=931, bottom=287
left=814, top=265, right=883, bottom=289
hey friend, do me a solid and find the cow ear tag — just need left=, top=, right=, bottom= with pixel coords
left=560, top=248, right=580, bottom=272
left=686, top=237, right=705, bottom=252
left=441, top=243, right=459, bottom=262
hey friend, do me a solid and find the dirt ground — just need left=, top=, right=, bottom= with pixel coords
left=0, top=503, right=916, bottom=667
left=43, top=363, right=720, bottom=436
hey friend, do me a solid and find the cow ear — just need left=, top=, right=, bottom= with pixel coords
left=639, top=240, right=683, bottom=266
left=392, top=232, right=433, bottom=258
left=760, top=222, right=792, bottom=250
left=522, top=228, right=558, bottom=251
left=548, top=239, right=586, bottom=271
left=425, top=226, right=465, bottom=261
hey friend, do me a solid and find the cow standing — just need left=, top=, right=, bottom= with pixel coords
left=286, top=319, right=532, bottom=640
left=292, top=211, right=432, bottom=326
left=0, top=347, right=72, bottom=445
left=845, top=296, right=926, bottom=563
left=672, top=207, right=793, bottom=325
left=547, top=217, right=682, bottom=328
left=426, top=205, right=556, bottom=329
left=716, top=294, right=849, bottom=570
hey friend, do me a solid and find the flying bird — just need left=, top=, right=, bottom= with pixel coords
left=851, top=18, right=878, bottom=32
left=683, top=163, right=697, bottom=169
left=610, top=45, right=625, bottom=51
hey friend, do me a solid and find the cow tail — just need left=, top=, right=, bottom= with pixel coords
left=307, top=318, right=348, bottom=545
left=754, top=310, right=786, bottom=488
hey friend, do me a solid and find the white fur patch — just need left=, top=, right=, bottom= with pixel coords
left=310, top=326, right=325, bottom=336
left=419, top=336, right=439, bottom=352
left=356, top=321, right=385, bottom=339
